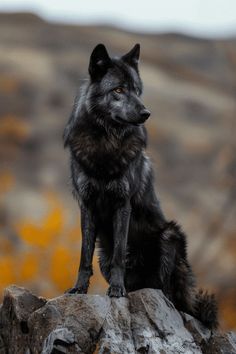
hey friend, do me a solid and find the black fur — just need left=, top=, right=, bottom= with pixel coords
left=64, top=44, right=218, bottom=329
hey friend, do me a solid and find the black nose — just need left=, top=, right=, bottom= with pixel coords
left=140, top=109, right=151, bottom=121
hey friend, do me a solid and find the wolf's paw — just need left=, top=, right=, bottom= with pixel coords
left=107, top=285, right=127, bottom=297
left=65, top=286, right=88, bottom=295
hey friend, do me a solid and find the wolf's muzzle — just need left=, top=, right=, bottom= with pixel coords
left=139, top=109, right=151, bottom=122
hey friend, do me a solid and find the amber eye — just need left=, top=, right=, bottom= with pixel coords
left=114, top=87, right=124, bottom=94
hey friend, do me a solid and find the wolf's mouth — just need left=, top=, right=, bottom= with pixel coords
left=114, top=115, right=141, bottom=126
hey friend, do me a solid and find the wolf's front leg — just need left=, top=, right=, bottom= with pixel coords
left=107, top=201, right=131, bottom=297
left=67, top=204, right=96, bottom=294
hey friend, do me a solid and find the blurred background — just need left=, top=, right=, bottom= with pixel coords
left=0, top=0, right=236, bottom=330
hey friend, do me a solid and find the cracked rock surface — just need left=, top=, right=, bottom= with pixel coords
left=0, top=285, right=235, bottom=354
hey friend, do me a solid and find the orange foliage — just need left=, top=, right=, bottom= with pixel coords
left=0, top=256, right=16, bottom=288
left=0, top=236, right=14, bottom=253
left=50, top=245, right=78, bottom=292
left=0, top=172, right=15, bottom=194
left=17, top=205, right=64, bottom=248
left=0, top=192, right=107, bottom=300
left=0, top=76, right=19, bottom=93
left=67, top=222, right=82, bottom=243
left=219, top=289, right=236, bottom=330
left=17, top=253, right=38, bottom=283
left=225, top=232, right=236, bottom=257
left=90, top=255, right=108, bottom=293
left=0, top=115, right=30, bottom=142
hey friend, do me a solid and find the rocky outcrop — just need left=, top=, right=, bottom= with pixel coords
left=0, top=285, right=235, bottom=353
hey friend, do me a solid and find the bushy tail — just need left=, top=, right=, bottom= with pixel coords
left=194, top=289, right=218, bottom=330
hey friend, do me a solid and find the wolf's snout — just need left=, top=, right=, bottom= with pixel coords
left=140, top=109, right=150, bottom=121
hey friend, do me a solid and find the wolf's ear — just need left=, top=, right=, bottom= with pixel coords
left=89, top=44, right=112, bottom=80
left=122, top=44, right=140, bottom=69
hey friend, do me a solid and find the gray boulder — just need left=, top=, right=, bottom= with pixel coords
left=0, top=285, right=235, bottom=354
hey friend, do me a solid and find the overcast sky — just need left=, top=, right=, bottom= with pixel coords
left=0, top=0, right=236, bottom=37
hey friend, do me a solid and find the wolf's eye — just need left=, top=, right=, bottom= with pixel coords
left=114, top=87, right=124, bottom=94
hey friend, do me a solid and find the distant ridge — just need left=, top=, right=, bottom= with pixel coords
left=0, top=11, right=45, bottom=24
left=0, top=11, right=235, bottom=41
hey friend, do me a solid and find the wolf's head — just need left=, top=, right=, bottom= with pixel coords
left=86, top=44, right=150, bottom=127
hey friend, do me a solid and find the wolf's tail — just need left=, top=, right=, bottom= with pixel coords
left=193, top=289, right=218, bottom=330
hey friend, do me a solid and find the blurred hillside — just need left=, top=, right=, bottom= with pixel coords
left=0, top=12, right=235, bottom=330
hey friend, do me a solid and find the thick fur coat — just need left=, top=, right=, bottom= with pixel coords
left=64, top=44, right=218, bottom=329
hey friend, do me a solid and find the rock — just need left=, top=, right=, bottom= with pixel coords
left=0, top=285, right=235, bottom=354
left=29, top=292, right=110, bottom=353
left=129, top=289, right=201, bottom=353
left=203, top=332, right=236, bottom=354
left=181, top=312, right=211, bottom=350
left=0, top=285, right=46, bottom=353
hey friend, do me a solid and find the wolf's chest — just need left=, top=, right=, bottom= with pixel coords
left=75, top=170, right=131, bottom=205
left=72, top=133, right=139, bottom=178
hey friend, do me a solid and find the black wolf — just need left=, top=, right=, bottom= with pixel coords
left=64, top=44, right=218, bottom=329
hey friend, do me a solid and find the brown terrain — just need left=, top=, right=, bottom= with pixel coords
left=0, top=13, right=235, bottom=330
